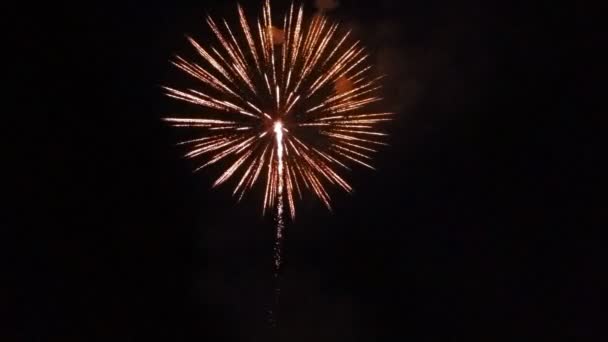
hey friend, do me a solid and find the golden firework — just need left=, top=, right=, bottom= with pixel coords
left=164, top=0, right=392, bottom=219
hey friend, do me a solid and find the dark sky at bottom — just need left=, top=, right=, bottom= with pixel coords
left=8, top=0, right=603, bottom=341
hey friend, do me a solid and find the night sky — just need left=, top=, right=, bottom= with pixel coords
left=11, top=0, right=601, bottom=341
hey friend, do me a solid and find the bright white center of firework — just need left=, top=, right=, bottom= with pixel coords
left=273, top=121, right=283, bottom=144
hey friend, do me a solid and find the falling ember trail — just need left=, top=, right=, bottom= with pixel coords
left=273, top=121, right=285, bottom=273
left=270, top=121, right=285, bottom=327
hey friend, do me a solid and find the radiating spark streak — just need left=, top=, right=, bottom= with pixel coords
left=290, top=135, right=310, bottom=151
left=207, top=18, right=257, bottom=94
left=333, top=119, right=393, bottom=124
left=164, top=87, right=259, bottom=118
left=295, top=144, right=340, bottom=188
left=332, top=148, right=376, bottom=170
left=249, top=145, right=270, bottom=190
left=297, top=23, right=337, bottom=83
left=234, top=153, right=259, bottom=195
left=287, top=5, right=304, bottom=84
left=190, top=136, right=232, bottom=148
left=298, top=122, right=330, bottom=127
left=300, top=15, right=318, bottom=60
left=284, top=161, right=296, bottom=219
left=321, top=131, right=389, bottom=145
left=299, top=16, right=321, bottom=65
left=314, top=148, right=350, bottom=169
left=223, top=19, right=249, bottom=71
left=183, top=141, right=229, bottom=157
left=171, top=57, right=241, bottom=99
left=329, top=95, right=382, bottom=110
left=340, top=140, right=378, bottom=152
left=163, top=118, right=239, bottom=125
left=165, top=0, right=390, bottom=216
left=333, top=124, right=374, bottom=129
left=263, top=148, right=275, bottom=214
left=187, top=137, right=243, bottom=160
left=332, top=128, right=388, bottom=136
left=262, top=0, right=278, bottom=89
left=294, top=161, right=311, bottom=190
left=324, top=83, right=382, bottom=106
left=246, top=101, right=263, bottom=114
left=333, top=144, right=372, bottom=159
left=276, top=85, right=280, bottom=111
left=187, top=37, right=237, bottom=85
left=190, top=139, right=241, bottom=159
left=269, top=166, right=277, bottom=208
left=316, top=112, right=394, bottom=120
left=214, top=150, right=254, bottom=187
left=311, top=153, right=352, bottom=192
left=319, top=30, right=350, bottom=69
left=209, top=126, right=241, bottom=131
left=176, top=136, right=217, bottom=145
left=285, top=91, right=294, bottom=107
left=284, top=94, right=300, bottom=115
left=347, top=65, right=371, bottom=82
left=264, top=73, right=272, bottom=94
left=199, top=135, right=256, bottom=168
left=170, top=124, right=230, bottom=128
left=281, top=12, right=288, bottom=78
left=288, top=163, right=303, bottom=198
left=307, top=44, right=362, bottom=95
left=163, top=87, right=228, bottom=111
left=291, top=19, right=334, bottom=91
left=305, top=170, right=331, bottom=209
left=257, top=20, right=268, bottom=63
left=283, top=3, right=294, bottom=74
left=287, top=139, right=301, bottom=156
left=286, top=70, right=293, bottom=92
left=238, top=4, right=262, bottom=73
left=305, top=103, right=324, bottom=113
left=271, top=42, right=277, bottom=88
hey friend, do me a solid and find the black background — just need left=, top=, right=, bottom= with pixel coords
left=11, top=0, right=602, bottom=341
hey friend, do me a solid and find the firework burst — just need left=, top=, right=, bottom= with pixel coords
left=164, top=0, right=392, bottom=220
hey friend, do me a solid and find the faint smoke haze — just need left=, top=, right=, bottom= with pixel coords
left=315, top=0, right=339, bottom=12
